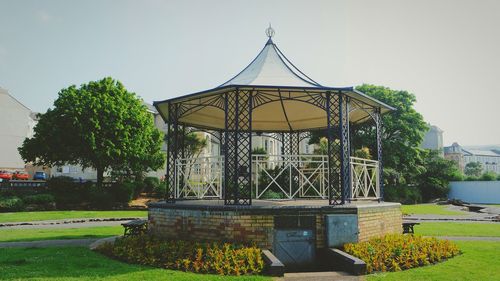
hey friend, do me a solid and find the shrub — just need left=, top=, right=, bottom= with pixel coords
left=48, top=176, right=90, bottom=206
left=23, top=194, right=55, bottom=205
left=384, top=185, right=422, bottom=204
left=87, top=185, right=114, bottom=209
left=109, top=182, right=135, bottom=203
left=0, top=196, right=24, bottom=212
left=153, top=180, right=167, bottom=198
left=480, top=171, right=497, bottom=181
left=143, top=177, right=160, bottom=193
left=343, top=234, right=460, bottom=273
left=96, top=235, right=264, bottom=276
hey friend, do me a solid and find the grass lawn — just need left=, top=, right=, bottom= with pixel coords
left=0, top=247, right=270, bottom=281
left=0, top=210, right=147, bottom=223
left=415, top=222, right=500, bottom=237
left=401, top=204, right=464, bottom=215
left=0, top=226, right=123, bottom=242
left=366, top=241, right=500, bottom=281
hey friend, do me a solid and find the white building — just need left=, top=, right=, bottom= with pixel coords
left=444, top=142, right=500, bottom=174
left=0, top=87, right=37, bottom=170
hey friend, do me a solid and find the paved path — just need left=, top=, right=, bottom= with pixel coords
left=276, top=271, right=362, bottom=281
left=0, top=238, right=99, bottom=248
left=0, top=217, right=146, bottom=229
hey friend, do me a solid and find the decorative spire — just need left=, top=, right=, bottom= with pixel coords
left=265, top=24, right=275, bottom=39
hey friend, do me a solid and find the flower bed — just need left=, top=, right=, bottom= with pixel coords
left=95, top=235, right=264, bottom=276
left=343, top=234, right=460, bottom=273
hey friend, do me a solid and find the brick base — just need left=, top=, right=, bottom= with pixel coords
left=148, top=202, right=402, bottom=249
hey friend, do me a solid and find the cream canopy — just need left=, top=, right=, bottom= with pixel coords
left=154, top=36, right=394, bottom=132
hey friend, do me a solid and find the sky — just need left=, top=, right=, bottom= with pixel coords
left=0, top=0, right=499, bottom=146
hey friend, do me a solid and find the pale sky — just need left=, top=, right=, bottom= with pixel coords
left=1, top=0, right=499, bottom=146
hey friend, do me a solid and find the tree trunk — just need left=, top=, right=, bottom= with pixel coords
left=97, top=166, right=104, bottom=188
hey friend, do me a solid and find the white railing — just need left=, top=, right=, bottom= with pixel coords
left=175, top=155, right=223, bottom=199
left=253, top=154, right=329, bottom=199
left=350, top=156, right=380, bottom=200
left=174, top=154, right=380, bottom=200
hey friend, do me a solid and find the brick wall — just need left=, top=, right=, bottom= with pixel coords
left=148, top=202, right=402, bottom=249
left=357, top=204, right=402, bottom=242
left=148, top=208, right=275, bottom=249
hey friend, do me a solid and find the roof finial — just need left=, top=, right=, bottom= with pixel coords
left=265, top=23, right=275, bottom=39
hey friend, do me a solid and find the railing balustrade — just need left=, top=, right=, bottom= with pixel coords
left=174, top=154, right=380, bottom=200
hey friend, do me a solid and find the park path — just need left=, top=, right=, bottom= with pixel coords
left=0, top=217, right=145, bottom=229
left=433, top=236, right=500, bottom=241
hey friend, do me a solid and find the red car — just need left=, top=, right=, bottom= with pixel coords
left=0, top=170, right=13, bottom=181
left=12, top=171, right=29, bottom=180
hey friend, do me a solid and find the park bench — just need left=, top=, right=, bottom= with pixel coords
left=402, top=221, right=420, bottom=234
left=122, top=219, right=148, bottom=236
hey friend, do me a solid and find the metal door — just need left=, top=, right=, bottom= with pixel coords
left=325, top=214, right=358, bottom=247
left=274, top=229, right=315, bottom=267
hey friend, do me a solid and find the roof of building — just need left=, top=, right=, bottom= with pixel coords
left=154, top=27, right=395, bottom=132
left=462, top=149, right=500, bottom=157
left=219, top=38, right=321, bottom=88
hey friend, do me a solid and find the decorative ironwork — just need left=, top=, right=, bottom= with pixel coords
left=265, top=24, right=275, bottom=38
left=325, top=92, right=350, bottom=205
left=340, top=95, right=351, bottom=202
left=166, top=102, right=180, bottom=203
left=224, top=89, right=253, bottom=205
left=374, top=108, right=384, bottom=201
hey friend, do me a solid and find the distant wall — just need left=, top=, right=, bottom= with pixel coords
left=449, top=181, right=500, bottom=204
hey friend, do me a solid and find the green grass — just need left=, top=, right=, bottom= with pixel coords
left=366, top=241, right=500, bottom=281
left=0, top=226, right=123, bottom=242
left=401, top=204, right=464, bottom=215
left=415, top=222, right=500, bottom=237
left=0, top=247, right=270, bottom=281
left=0, top=210, right=147, bottom=223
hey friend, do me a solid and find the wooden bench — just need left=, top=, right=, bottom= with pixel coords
left=402, top=221, right=420, bottom=234
left=122, top=219, right=148, bottom=236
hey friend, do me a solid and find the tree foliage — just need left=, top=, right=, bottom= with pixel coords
left=19, top=77, right=165, bottom=186
left=416, top=150, right=463, bottom=201
left=464, top=162, right=483, bottom=177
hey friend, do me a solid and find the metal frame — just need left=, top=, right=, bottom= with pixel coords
left=223, top=89, right=253, bottom=205
left=163, top=88, right=385, bottom=205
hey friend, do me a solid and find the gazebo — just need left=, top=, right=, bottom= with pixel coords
left=154, top=26, right=394, bottom=206
left=149, top=28, right=402, bottom=267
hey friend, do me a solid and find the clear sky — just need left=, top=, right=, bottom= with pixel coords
left=1, top=0, right=499, bottom=146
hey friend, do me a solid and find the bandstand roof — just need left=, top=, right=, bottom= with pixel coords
left=154, top=28, right=394, bottom=132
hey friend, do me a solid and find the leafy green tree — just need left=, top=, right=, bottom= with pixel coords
left=19, top=77, right=165, bottom=187
left=416, top=150, right=463, bottom=201
left=464, top=162, right=483, bottom=177
left=309, top=84, right=428, bottom=183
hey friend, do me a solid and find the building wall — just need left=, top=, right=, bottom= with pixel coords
left=0, top=88, right=36, bottom=170
left=421, top=125, right=444, bottom=154
left=148, top=203, right=402, bottom=249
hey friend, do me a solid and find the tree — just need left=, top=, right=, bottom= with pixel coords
left=464, top=162, right=483, bottom=177
left=416, top=150, right=463, bottom=201
left=309, top=84, right=428, bottom=183
left=19, top=77, right=165, bottom=187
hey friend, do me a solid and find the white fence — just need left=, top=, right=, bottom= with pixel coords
left=175, top=154, right=380, bottom=200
